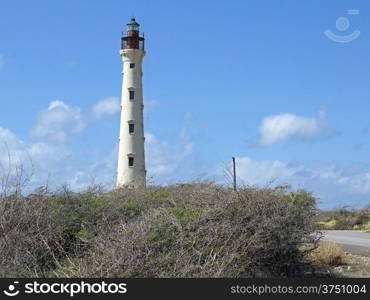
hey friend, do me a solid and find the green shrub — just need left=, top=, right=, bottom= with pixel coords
left=317, top=206, right=370, bottom=230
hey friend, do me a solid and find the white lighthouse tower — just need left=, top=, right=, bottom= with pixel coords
left=117, top=18, right=146, bottom=187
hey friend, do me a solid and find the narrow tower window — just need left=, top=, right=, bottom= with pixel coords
left=129, top=123, right=135, bottom=134
left=128, top=157, right=134, bottom=167
left=130, top=63, right=135, bottom=69
left=129, top=90, right=135, bottom=100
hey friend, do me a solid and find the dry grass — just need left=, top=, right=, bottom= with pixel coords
left=310, top=242, right=344, bottom=266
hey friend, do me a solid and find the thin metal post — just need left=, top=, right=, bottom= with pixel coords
left=232, top=157, right=237, bottom=191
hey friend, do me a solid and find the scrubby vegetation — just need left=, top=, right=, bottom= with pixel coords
left=0, top=183, right=321, bottom=278
left=309, top=242, right=344, bottom=266
left=318, top=206, right=370, bottom=231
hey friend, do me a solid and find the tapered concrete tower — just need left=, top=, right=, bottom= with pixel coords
left=117, top=18, right=146, bottom=187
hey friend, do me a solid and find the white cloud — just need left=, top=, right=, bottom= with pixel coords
left=233, top=157, right=302, bottom=186
left=259, top=110, right=331, bottom=145
left=0, top=127, right=70, bottom=191
left=92, top=97, right=120, bottom=119
left=229, top=157, right=344, bottom=188
left=146, top=132, right=194, bottom=177
left=31, top=100, right=85, bottom=143
left=0, top=55, right=4, bottom=71
left=0, top=127, right=23, bottom=150
left=229, top=157, right=370, bottom=208
left=0, top=128, right=65, bottom=167
left=48, top=100, right=69, bottom=110
left=71, top=146, right=119, bottom=190
left=0, top=128, right=67, bottom=166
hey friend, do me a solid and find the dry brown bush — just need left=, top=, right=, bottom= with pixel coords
left=309, top=242, right=344, bottom=266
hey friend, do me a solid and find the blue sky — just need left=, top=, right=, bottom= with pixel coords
left=0, top=0, right=369, bottom=208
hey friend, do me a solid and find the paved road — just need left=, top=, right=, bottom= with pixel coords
left=321, top=230, right=370, bottom=256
